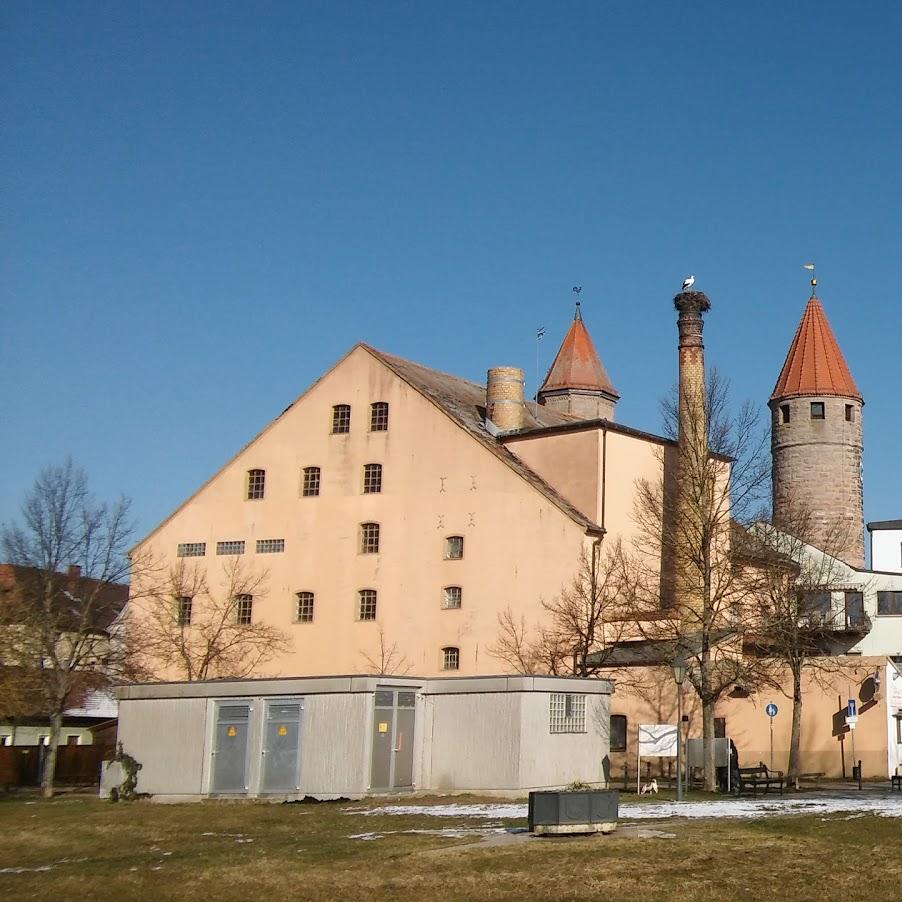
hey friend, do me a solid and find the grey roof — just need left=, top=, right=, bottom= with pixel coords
left=364, top=345, right=603, bottom=534
left=867, top=520, right=902, bottom=531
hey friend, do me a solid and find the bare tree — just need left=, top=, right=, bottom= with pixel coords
left=360, top=625, right=412, bottom=676
left=489, top=540, right=634, bottom=677
left=0, top=459, right=137, bottom=797
left=628, top=370, right=773, bottom=790
left=133, top=557, right=292, bottom=681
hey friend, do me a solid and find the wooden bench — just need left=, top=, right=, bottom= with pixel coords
left=892, top=773, right=901, bottom=791
left=736, top=763, right=784, bottom=797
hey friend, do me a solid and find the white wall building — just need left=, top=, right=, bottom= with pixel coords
left=869, top=520, right=902, bottom=574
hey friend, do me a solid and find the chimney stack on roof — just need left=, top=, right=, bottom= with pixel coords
left=67, top=564, right=82, bottom=579
left=486, top=366, right=527, bottom=432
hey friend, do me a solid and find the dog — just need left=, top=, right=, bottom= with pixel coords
left=639, top=778, right=659, bottom=795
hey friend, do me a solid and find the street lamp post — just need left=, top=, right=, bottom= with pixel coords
left=673, top=656, right=687, bottom=802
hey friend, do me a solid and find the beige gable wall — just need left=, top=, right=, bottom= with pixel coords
left=133, top=346, right=594, bottom=678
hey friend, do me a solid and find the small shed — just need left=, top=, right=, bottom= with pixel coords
left=112, top=674, right=613, bottom=800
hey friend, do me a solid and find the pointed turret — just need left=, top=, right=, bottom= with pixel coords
left=537, top=304, right=620, bottom=420
left=770, top=293, right=864, bottom=567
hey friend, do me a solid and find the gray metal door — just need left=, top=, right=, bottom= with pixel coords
left=261, top=700, right=303, bottom=793
left=370, top=689, right=417, bottom=790
left=211, top=702, right=251, bottom=793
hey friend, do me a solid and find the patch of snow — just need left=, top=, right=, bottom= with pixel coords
left=0, top=865, right=54, bottom=874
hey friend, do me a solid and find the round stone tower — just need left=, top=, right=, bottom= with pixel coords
left=770, top=293, right=864, bottom=567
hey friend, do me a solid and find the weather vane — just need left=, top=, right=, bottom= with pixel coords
left=803, top=262, right=817, bottom=293
left=572, top=286, right=582, bottom=320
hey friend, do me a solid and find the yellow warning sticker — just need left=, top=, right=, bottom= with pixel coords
left=378, top=722, right=389, bottom=733
left=278, top=725, right=288, bottom=736
left=227, top=726, right=237, bottom=737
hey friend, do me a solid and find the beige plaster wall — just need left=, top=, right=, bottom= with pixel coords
left=132, top=346, right=591, bottom=679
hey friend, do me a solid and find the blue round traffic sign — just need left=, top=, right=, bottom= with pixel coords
left=766, top=703, right=778, bottom=717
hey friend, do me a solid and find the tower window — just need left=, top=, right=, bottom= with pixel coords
left=246, top=469, right=265, bottom=500
left=370, top=402, right=389, bottom=432
left=442, top=646, right=460, bottom=670
left=296, top=591, right=315, bottom=623
left=360, top=522, right=380, bottom=554
left=358, top=589, right=377, bottom=621
left=845, top=404, right=854, bottom=422
left=235, top=594, right=253, bottom=625
left=302, top=466, right=321, bottom=497
left=363, top=463, right=383, bottom=494
left=444, top=535, right=464, bottom=560
left=331, top=404, right=351, bottom=434
left=810, top=402, right=825, bottom=420
left=780, top=404, right=790, bottom=424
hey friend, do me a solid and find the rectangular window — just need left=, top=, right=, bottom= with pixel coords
left=256, top=538, right=285, bottom=554
left=217, top=540, right=246, bottom=556
left=780, top=404, right=790, bottom=424
left=177, top=596, right=193, bottom=626
left=845, top=404, right=854, bottom=422
left=246, top=469, right=265, bottom=500
left=714, top=717, right=726, bottom=739
left=370, top=401, right=389, bottom=431
left=442, top=586, right=462, bottom=610
left=331, top=404, right=351, bottom=434
left=549, top=693, right=586, bottom=734
left=358, top=589, right=377, bottom=621
left=844, top=591, right=865, bottom=627
left=302, top=466, right=321, bottom=497
left=177, top=542, right=206, bottom=558
left=360, top=522, right=380, bottom=554
left=363, top=463, right=382, bottom=494
left=810, top=401, right=825, bottom=420
left=610, top=714, right=627, bottom=751
left=235, top=594, right=253, bottom=625
left=442, top=646, right=460, bottom=670
left=877, top=591, right=902, bottom=615
left=296, top=591, right=314, bottom=623
left=444, top=535, right=464, bottom=560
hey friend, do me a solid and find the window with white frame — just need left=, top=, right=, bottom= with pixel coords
left=302, top=466, right=321, bottom=497
left=363, top=463, right=382, bottom=494
left=217, top=540, right=245, bottom=556
left=235, top=594, right=253, bottom=625
left=358, top=589, right=377, bottom=621
left=296, top=591, right=314, bottom=623
left=370, top=401, right=389, bottom=432
left=444, top=535, right=464, bottom=560
left=360, top=522, right=380, bottom=554
left=331, top=404, right=351, bottom=434
left=246, top=468, right=266, bottom=500
left=177, top=542, right=206, bottom=558
left=442, top=586, right=462, bottom=610
left=256, top=538, right=285, bottom=554
left=549, top=693, right=586, bottom=733
left=442, top=646, right=460, bottom=670
left=177, top=596, right=193, bottom=626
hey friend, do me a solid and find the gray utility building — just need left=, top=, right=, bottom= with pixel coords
left=112, top=674, right=613, bottom=800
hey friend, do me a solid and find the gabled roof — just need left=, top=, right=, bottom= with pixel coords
left=771, top=296, right=862, bottom=401
left=540, top=308, right=619, bottom=398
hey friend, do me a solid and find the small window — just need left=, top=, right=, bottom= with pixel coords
left=235, top=594, right=253, bottom=625
left=256, top=538, right=285, bottom=554
left=358, top=589, right=377, bottom=621
left=442, top=586, right=462, bottom=610
left=332, top=404, right=351, bottom=434
left=810, top=402, right=825, bottom=420
left=610, top=714, right=627, bottom=751
left=844, top=591, right=865, bottom=627
left=217, top=540, right=245, bottom=556
left=444, top=535, right=464, bottom=560
left=66, top=734, right=80, bottom=746
left=714, top=717, right=726, bottom=739
left=302, top=466, right=321, bottom=497
left=246, top=469, right=266, bottom=500
left=550, top=693, right=586, bottom=733
left=780, top=404, right=790, bottom=424
left=877, top=591, right=902, bottom=615
left=296, top=591, right=315, bottom=623
left=845, top=404, right=854, bottom=422
left=177, top=596, right=193, bottom=626
left=442, top=646, right=460, bottom=670
left=38, top=735, right=50, bottom=746
left=360, top=522, right=380, bottom=554
left=370, top=401, right=389, bottom=432
left=363, top=463, right=383, bottom=494
left=177, top=542, right=206, bottom=558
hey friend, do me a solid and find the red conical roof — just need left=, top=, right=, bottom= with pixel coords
left=541, top=309, right=619, bottom=398
left=771, top=296, right=862, bottom=401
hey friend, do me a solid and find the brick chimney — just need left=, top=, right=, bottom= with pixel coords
left=486, top=366, right=527, bottom=432
left=67, top=564, right=82, bottom=578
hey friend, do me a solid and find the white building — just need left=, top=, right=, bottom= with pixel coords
left=868, top=520, right=902, bottom=574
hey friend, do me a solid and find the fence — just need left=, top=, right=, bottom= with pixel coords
left=0, top=745, right=109, bottom=787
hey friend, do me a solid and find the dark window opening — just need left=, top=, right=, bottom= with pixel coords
left=370, top=401, right=389, bottom=431
left=810, top=402, right=825, bottom=420
left=610, top=714, right=627, bottom=751
left=845, top=404, right=854, bottom=422
left=780, top=404, right=790, bottom=424
left=331, top=404, right=351, bottom=434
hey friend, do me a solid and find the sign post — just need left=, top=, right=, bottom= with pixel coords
left=846, top=698, right=859, bottom=786
left=765, top=702, right=779, bottom=771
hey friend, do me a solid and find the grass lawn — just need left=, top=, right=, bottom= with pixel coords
left=2, top=792, right=901, bottom=901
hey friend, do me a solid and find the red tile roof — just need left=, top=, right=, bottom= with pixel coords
left=771, top=297, right=862, bottom=401
left=540, top=312, right=619, bottom=397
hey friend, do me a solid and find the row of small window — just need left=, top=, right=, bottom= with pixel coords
left=356, top=527, right=465, bottom=558
left=877, top=591, right=902, bottom=616
left=176, top=585, right=465, bottom=628
left=245, top=463, right=384, bottom=501
left=177, top=539, right=285, bottom=558
left=779, top=402, right=855, bottom=424
left=331, top=401, right=389, bottom=435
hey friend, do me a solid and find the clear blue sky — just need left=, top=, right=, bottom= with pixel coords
left=2, top=1, right=900, bottom=544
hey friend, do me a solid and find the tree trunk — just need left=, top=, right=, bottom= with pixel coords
left=703, top=700, right=717, bottom=791
left=41, top=711, right=63, bottom=799
left=788, top=668, right=803, bottom=787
